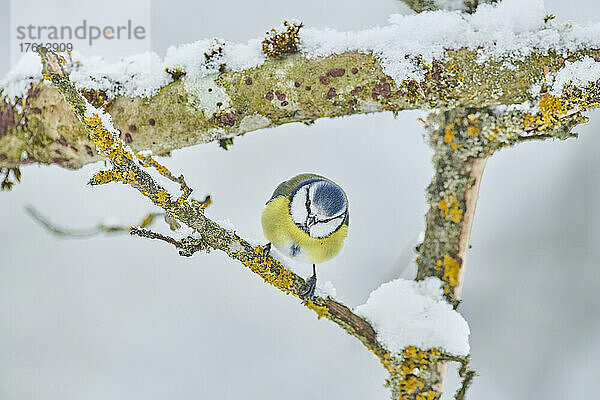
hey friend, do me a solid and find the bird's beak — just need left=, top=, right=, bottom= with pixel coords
left=306, top=215, right=316, bottom=227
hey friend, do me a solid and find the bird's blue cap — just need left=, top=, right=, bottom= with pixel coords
left=293, top=178, right=347, bottom=217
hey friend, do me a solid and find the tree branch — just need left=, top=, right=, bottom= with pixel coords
left=396, top=99, right=586, bottom=397
left=2, top=46, right=598, bottom=169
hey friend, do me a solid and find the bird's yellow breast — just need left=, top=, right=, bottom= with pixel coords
left=261, top=196, right=348, bottom=264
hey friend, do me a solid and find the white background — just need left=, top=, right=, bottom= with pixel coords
left=1, top=1, right=599, bottom=399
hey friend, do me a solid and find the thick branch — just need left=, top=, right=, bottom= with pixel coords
left=2, top=47, right=599, bottom=169
left=399, top=101, right=585, bottom=398
left=415, top=106, right=581, bottom=304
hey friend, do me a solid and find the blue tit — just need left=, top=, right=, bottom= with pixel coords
left=261, top=173, right=349, bottom=300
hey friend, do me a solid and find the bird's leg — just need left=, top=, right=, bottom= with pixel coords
left=301, top=264, right=317, bottom=301
left=262, top=242, right=271, bottom=257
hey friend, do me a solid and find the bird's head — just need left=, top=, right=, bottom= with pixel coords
left=289, top=178, right=348, bottom=238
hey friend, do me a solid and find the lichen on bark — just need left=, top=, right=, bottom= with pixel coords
left=2, top=48, right=599, bottom=170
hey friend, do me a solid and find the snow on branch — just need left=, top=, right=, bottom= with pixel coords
left=2, top=1, right=600, bottom=170
left=356, top=277, right=470, bottom=356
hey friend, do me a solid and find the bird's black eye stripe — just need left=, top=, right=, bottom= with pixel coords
left=314, top=212, right=345, bottom=225
left=305, top=188, right=311, bottom=215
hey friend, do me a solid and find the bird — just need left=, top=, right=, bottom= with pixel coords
left=261, top=173, right=349, bottom=300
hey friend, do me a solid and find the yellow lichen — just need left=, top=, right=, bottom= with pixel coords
left=393, top=346, right=443, bottom=398
left=400, top=376, right=424, bottom=393
left=80, top=88, right=115, bottom=110
left=524, top=93, right=567, bottom=131
left=438, top=195, right=463, bottom=223
left=262, top=20, right=303, bottom=59
left=467, top=125, right=479, bottom=136
left=441, top=254, right=460, bottom=287
left=444, top=123, right=456, bottom=144
left=192, top=195, right=212, bottom=212
left=243, top=247, right=296, bottom=295
left=416, top=390, right=438, bottom=400
left=155, top=189, right=170, bottom=206
left=523, top=81, right=600, bottom=132
left=305, top=300, right=329, bottom=319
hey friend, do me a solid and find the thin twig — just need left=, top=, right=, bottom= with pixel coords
left=25, top=205, right=157, bottom=238
left=129, top=227, right=207, bottom=257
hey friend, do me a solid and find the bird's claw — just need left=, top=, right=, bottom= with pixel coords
left=262, top=243, right=271, bottom=258
left=301, top=273, right=317, bottom=302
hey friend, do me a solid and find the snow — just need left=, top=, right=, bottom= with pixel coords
left=214, top=218, right=236, bottom=232
left=434, top=0, right=469, bottom=12
left=316, top=280, right=337, bottom=299
left=355, top=277, right=470, bottom=356
left=69, top=51, right=171, bottom=99
left=164, top=38, right=265, bottom=113
left=170, top=224, right=200, bottom=240
left=491, top=100, right=538, bottom=114
left=2, top=0, right=600, bottom=104
left=301, top=0, right=598, bottom=82
left=137, top=150, right=153, bottom=157
left=549, top=56, right=600, bottom=96
left=0, top=52, right=44, bottom=103
left=84, top=103, right=120, bottom=136
left=164, top=37, right=265, bottom=75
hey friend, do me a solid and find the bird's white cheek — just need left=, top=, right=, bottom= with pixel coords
left=289, top=192, right=308, bottom=224
left=309, top=219, right=341, bottom=238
